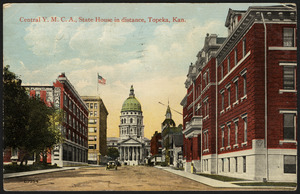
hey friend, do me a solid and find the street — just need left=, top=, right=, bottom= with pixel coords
left=3, top=165, right=292, bottom=191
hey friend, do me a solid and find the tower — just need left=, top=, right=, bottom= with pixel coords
left=119, top=85, right=144, bottom=139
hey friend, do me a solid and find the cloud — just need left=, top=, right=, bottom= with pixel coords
left=24, top=17, right=136, bottom=58
left=69, top=22, right=136, bottom=57
left=24, top=16, right=75, bottom=56
left=141, top=19, right=227, bottom=77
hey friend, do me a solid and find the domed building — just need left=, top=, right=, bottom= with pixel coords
left=118, top=85, right=150, bottom=165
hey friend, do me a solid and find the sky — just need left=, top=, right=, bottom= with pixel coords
left=3, top=3, right=280, bottom=139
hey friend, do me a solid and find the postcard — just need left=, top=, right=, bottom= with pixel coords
left=3, top=2, right=297, bottom=191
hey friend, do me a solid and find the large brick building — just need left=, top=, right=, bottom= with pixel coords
left=7, top=73, right=90, bottom=167
left=181, top=5, right=297, bottom=182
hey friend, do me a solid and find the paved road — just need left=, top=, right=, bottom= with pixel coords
left=2, top=166, right=291, bottom=191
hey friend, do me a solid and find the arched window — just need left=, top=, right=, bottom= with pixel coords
left=124, top=119, right=126, bottom=123
left=130, top=118, right=133, bottom=123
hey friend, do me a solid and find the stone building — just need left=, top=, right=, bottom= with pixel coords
left=82, top=96, right=108, bottom=165
left=181, top=5, right=297, bottom=182
left=118, top=85, right=150, bottom=165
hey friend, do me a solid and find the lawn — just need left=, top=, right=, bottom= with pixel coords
left=3, top=164, right=60, bottom=174
left=196, top=173, right=246, bottom=182
left=234, top=182, right=297, bottom=187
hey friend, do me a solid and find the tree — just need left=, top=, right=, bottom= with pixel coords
left=3, top=65, right=30, bottom=150
left=3, top=66, right=63, bottom=165
left=107, top=147, right=119, bottom=160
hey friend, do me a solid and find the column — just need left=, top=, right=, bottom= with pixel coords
left=137, top=147, right=139, bottom=163
left=127, top=146, right=129, bottom=161
left=133, top=147, right=136, bottom=161
left=129, top=147, right=132, bottom=161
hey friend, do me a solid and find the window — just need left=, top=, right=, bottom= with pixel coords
left=228, top=158, right=230, bottom=172
left=130, top=118, right=133, bottom=123
left=90, top=103, right=93, bottom=109
left=64, top=94, right=67, bottom=106
left=243, top=38, right=246, bottom=57
left=283, top=28, right=294, bottom=47
left=88, top=144, right=96, bottom=149
left=235, top=121, right=238, bottom=144
left=204, top=73, right=207, bottom=86
left=243, top=74, right=247, bottom=96
left=284, top=155, right=296, bottom=173
left=283, top=66, right=295, bottom=90
left=88, top=136, right=97, bottom=141
left=221, top=64, right=224, bottom=79
left=234, top=48, right=237, bottom=66
left=88, top=127, right=96, bottom=133
left=227, top=87, right=231, bottom=106
left=235, top=80, right=238, bottom=102
left=94, top=111, right=97, bottom=116
left=206, top=132, right=209, bottom=149
left=94, top=103, right=98, bottom=109
left=243, top=117, right=247, bottom=142
left=207, top=102, right=209, bottom=116
left=227, top=124, right=231, bottom=146
left=227, top=57, right=230, bottom=72
left=235, top=157, right=238, bottom=172
left=221, top=127, right=224, bottom=147
left=221, top=92, right=225, bottom=111
left=283, top=113, right=296, bottom=140
left=90, top=111, right=93, bottom=117
left=88, top=119, right=96, bottom=124
left=222, top=158, right=224, bottom=172
left=207, top=70, right=210, bottom=83
left=243, top=156, right=246, bottom=173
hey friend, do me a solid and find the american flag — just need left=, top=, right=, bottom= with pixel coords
left=98, top=73, right=106, bottom=85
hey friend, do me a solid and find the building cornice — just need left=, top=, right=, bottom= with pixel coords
left=216, top=6, right=297, bottom=65
left=57, top=76, right=89, bottom=111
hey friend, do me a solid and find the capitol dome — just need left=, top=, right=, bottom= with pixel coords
left=121, top=85, right=142, bottom=112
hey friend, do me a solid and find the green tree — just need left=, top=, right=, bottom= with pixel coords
left=3, top=65, right=30, bottom=150
left=4, top=66, right=63, bottom=165
left=107, top=147, right=119, bottom=160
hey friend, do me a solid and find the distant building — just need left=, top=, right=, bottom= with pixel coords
left=161, top=104, right=183, bottom=166
left=150, top=131, right=162, bottom=164
left=118, top=85, right=150, bottom=165
left=181, top=5, right=297, bottom=182
left=171, top=133, right=184, bottom=168
left=4, top=73, right=90, bottom=166
left=82, top=96, right=108, bottom=165
left=107, top=137, right=119, bottom=149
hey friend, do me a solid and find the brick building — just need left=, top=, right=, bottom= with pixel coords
left=181, top=5, right=297, bottom=182
left=150, top=131, right=162, bottom=164
left=18, top=73, right=89, bottom=167
left=82, top=96, right=108, bottom=165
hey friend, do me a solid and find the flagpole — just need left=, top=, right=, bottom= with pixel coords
left=97, top=73, right=99, bottom=96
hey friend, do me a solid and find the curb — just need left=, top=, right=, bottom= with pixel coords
left=3, top=167, right=79, bottom=179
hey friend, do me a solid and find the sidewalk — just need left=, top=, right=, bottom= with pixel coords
left=155, top=166, right=240, bottom=188
left=154, top=166, right=296, bottom=190
left=3, top=167, right=80, bottom=179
